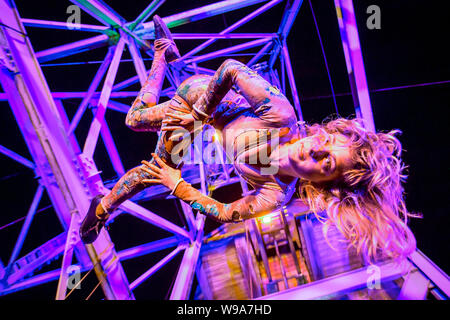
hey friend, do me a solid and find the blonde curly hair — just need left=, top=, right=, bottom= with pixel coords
left=298, top=117, right=418, bottom=262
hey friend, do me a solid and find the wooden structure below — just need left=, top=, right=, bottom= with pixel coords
left=193, top=198, right=405, bottom=300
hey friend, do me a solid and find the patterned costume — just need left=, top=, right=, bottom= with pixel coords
left=101, top=57, right=304, bottom=223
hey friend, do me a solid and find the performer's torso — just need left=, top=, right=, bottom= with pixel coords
left=176, top=74, right=301, bottom=191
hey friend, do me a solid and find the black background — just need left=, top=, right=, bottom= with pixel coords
left=0, top=0, right=448, bottom=299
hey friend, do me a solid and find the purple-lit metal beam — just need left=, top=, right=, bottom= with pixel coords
left=1, top=269, right=62, bottom=295
left=69, top=0, right=126, bottom=27
left=408, top=250, right=450, bottom=297
left=68, top=46, right=115, bottom=136
left=0, top=1, right=133, bottom=299
left=281, top=42, right=303, bottom=121
left=111, top=65, right=215, bottom=92
left=0, top=91, right=140, bottom=100
left=112, top=75, right=141, bottom=91
left=269, top=0, right=304, bottom=68
left=4, top=233, right=67, bottom=287
left=83, top=38, right=125, bottom=158
left=186, top=38, right=270, bottom=65
left=174, top=33, right=277, bottom=40
left=170, top=216, right=205, bottom=300
left=185, top=65, right=215, bottom=76
left=70, top=0, right=152, bottom=52
left=127, top=37, right=148, bottom=86
left=128, top=0, right=166, bottom=31
left=36, top=34, right=109, bottom=63
left=178, top=200, right=197, bottom=242
left=55, top=212, right=80, bottom=300
left=257, top=260, right=410, bottom=300
left=61, top=43, right=124, bottom=176
left=195, top=260, right=213, bottom=300
left=98, top=118, right=125, bottom=176
left=115, top=199, right=192, bottom=240
left=7, top=184, right=45, bottom=266
left=53, top=100, right=81, bottom=153
left=130, top=245, right=186, bottom=290
left=397, top=270, right=430, bottom=300
left=137, top=0, right=269, bottom=39
left=1, top=6, right=90, bottom=268
left=180, top=0, right=282, bottom=60
left=21, top=18, right=109, bottom=33
left=18, top=80, right=447, bottom=102
left=93, top=99, right=129, bottom=114
left=0, top=259, right=4, bottom=280
left=117, top=237, right=180, bottom=261
left=246, top=41, right=273, bottom=67
left=278, top=0, right=304, bottom=39
left=334, top=0, right=375, bottom=132
left=170, top=143, right=207, bottom=300
left=280, top=48, right=286, bottom=93
left=0, top=144, right=35, bottom=169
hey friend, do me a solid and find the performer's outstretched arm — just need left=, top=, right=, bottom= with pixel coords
left=143, top=154, right=286, bottom=223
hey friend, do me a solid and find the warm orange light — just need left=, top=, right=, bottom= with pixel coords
left=262, top=216, right=272, bottom=224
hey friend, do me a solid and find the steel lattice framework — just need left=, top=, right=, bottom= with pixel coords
left=0, top=0, right=448, bottom=300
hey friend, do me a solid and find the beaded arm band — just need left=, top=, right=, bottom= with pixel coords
left=170, top=178, right=185, bottom=195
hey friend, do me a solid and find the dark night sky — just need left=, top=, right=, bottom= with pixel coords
left=0, top=0, right=448, bottom=299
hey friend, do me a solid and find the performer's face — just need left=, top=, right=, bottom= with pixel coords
left=288, top=132, right=354, bottom=183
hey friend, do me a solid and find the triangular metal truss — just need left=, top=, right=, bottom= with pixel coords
left=0, top=0, right=448, bottom=300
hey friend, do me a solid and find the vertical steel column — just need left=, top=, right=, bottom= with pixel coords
left=55, top=213, right=79, bottom=300
left=281, top=42, right=303, bottom=121
left=279, top=48, right=286, bottom=94
left=7, top=184, right=45, bottom=267
left=334, top=0, right=375, bottom=132
left=97, top=117, right=125, bottom=176
left=178, top=200, right=197, bottom=242
left=238, top=175, right=274, bottom=295
left=269, top=0, right=303, bottom=68
left=169, top=143, right=207, bottom=300
left=0, top=0, right=134, bottom=299
left=127, top=37, right=148, bottom=86
left=83, top=37, right=125, bottom=158
left=180, top=0, right=282, bottom=61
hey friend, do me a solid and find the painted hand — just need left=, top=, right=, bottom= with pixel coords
left=141, top=153, right=181, bottom=191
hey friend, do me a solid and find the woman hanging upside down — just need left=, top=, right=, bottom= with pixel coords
left=80, top=15, right=416, bottom=262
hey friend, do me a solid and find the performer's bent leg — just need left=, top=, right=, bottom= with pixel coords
left=124, top=39, right=172, bottom=132
left=101, top=163, right=156, bottom=212
left=192, top=59, right=296, bottom=127
left=100, top=95, right=193, bottom=213
left=80, top=17, right=185, bottom=243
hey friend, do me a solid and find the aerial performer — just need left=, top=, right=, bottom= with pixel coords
left=80, top=15, right=416, bottom=262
